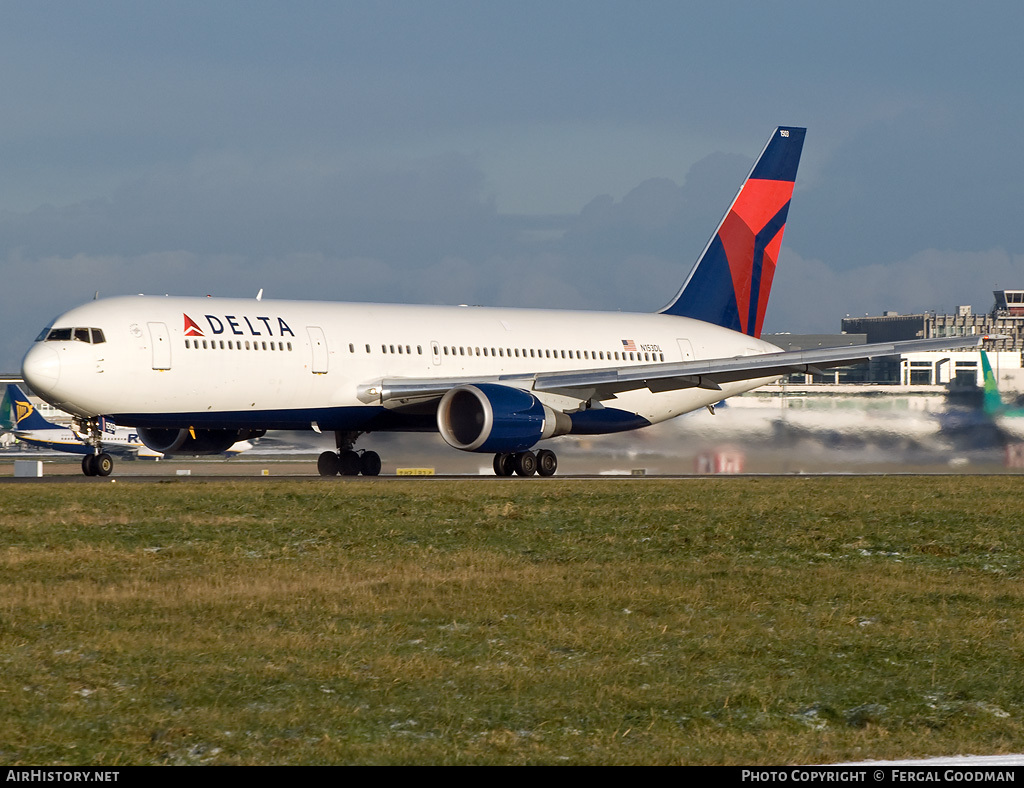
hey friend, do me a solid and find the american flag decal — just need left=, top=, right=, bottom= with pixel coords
left=621, top=339, right=636, bottom=352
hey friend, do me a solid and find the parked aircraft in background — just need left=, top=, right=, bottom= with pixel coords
left=20, top=127, right=989, bottom=477
left=980, top=351, right=1024, bottom=440
left=1, top=383, right=250, bottom=475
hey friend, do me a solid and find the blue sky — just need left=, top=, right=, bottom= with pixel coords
left=2, top=1, right=1023, bottom=369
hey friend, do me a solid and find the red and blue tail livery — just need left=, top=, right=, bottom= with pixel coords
left=660, top=126, right=805, bottom=338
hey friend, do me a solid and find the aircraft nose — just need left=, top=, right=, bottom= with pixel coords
left=22, top=343, right=60, bottom=393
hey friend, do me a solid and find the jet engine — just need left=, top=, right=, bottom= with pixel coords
left=436, top=383, right=571, bottom=453
left=137, top=427, right=263, bottom=455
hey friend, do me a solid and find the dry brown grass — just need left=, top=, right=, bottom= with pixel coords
left=1, top=478, right=1023, bottom=764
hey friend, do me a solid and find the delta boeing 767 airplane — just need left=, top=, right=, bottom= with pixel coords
left=20, top=127, right=987, bottom=476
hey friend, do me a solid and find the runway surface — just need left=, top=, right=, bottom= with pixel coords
left=3, top=462, right=1024, bottom=483
left=4, top=443, right=1024, bottom=482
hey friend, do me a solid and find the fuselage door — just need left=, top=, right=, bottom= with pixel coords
left=431, top=341, right=442, bottom=366
left=148, top=322, right=171, bottom=370
left=676, top=338, right=695, bottom=362
left=307, top=326, right=328, bottom=374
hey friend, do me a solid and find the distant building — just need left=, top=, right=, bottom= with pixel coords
left=841, top=290, right=1024, bottom=353
left=761, top=289, right=1024, bottom=391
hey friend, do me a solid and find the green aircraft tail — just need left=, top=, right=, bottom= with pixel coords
left=980, top=350, right=1005, bottom=416
left=0, top=385, right=14, bottom=431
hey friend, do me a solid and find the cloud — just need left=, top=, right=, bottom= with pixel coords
left=792, top=109, right=1024, bottom=270
left=767, top=248, right=1022, bottom=334
left=0, top=152, right=507, bottom=262
left=3, top=143, right=1022, bottom=372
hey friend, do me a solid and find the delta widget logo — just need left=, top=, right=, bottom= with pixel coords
left=184, top=315, right=205, bottom=337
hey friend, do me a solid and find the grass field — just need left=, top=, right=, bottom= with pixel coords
left=2, top=477, right=1023, bottom=765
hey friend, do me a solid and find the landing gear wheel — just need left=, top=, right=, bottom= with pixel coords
left=514, top=451, right=537, bottom=477
left=339, top=450, right=361, bottom=476
left=318, top=451, right=341, bottom=476
left=536, top=449, right=558, bottom=477
left=82, top=454, right=98, bottom=476
left=359, top=450, right=381, bottom=477
left=95, top=453, right=114, bottom=477
left=493, top=453, right=515, bottom=477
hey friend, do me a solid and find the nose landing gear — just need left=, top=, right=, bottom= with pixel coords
left=73, top=417, right=115, bottom=477
left=81, top=452, right=114, bottom=477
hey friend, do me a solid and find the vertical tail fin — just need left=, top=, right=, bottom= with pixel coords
left=3, top=384, right=60, bottom=431
left=0, top=386, right=13, bottom=431
left=660, top=126, right=806, bottom=338
left=980, top=351, right=1005, bottom=416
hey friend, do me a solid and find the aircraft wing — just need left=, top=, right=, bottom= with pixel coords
left=363, top=335, right=992, bottom=405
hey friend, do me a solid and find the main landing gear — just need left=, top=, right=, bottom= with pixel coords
left=493, top=449, right=558, bottom=477
left=318, top=431, right=381, bottom=477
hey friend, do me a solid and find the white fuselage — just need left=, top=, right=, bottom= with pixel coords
left=22, top=295, right=782, bottom=436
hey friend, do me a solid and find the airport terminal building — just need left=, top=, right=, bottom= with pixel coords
left=765, top=289, right=1024, bottom=391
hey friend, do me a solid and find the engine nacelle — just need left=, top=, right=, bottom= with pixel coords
left=436, top=383, right=571, bottom=453
left=137, top=427, right=263, bottom=456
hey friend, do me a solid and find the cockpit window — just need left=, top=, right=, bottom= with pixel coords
left=42, top=327, right=106, bottom=344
